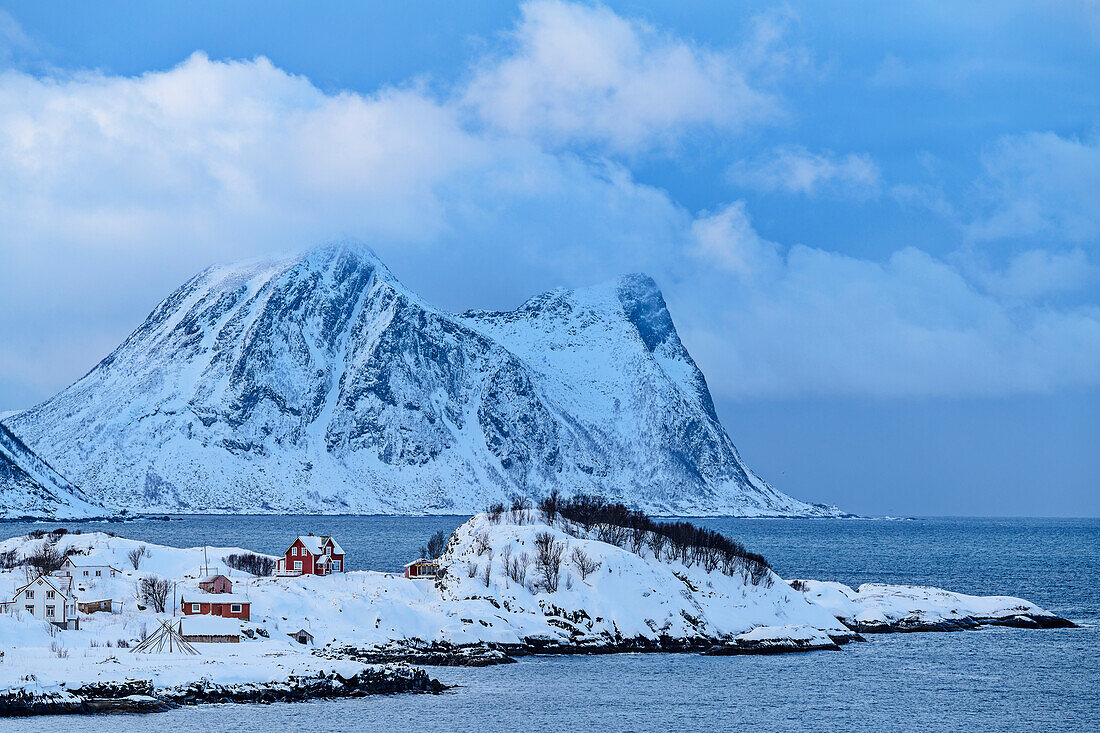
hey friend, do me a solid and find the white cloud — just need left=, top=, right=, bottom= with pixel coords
left=730, top=145, right=881, bottom=198
left=0, top=2, right=1097, bottom=408
left=462, top=0, right=781, bottom=152
left=968, top=130, right=1100, bottom=243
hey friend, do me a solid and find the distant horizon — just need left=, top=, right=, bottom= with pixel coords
left=0, top=1, right=1096, bottom=518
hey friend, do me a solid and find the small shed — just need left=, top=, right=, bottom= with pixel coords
left=288, top=629, right=315, bottom=646
left=77, top=599, right=113, bottom=614
left=180, top=615, right=240, bottom=643
left=198, top=574, right=233, bottom=594
left=404, top=559, right=440, bottom=580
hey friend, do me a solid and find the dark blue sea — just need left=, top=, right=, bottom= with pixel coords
left=1, top=516, right=1096, bottom=732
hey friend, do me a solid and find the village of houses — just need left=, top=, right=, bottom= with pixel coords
left=0, top=525, right=464, bottom=696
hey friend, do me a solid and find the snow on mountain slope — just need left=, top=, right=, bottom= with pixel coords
left=0, top=423, right=111, bottom=519
left=4, top=244, right=842, bottom=516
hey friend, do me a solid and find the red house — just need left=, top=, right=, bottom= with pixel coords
left=276, top=534, right=345, bottom=576
left=181, top=592, right=250, bottom=621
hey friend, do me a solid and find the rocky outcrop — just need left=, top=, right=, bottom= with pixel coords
left=0, top=667, right=444, bottom=717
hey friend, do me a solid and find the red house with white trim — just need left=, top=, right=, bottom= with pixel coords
left=181, top=592, right=251, bottom=621
left=276, top=534, right=345, bottom=576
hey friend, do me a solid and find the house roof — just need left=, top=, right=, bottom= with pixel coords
left=198, top=574, right=229, bottom=583
left=14, top=573, right=73, bottom=600
left=404, top=559, right=439, bottom=568
left=294, top=535, right=344, bottom=556
left=181, top=592, right=249, bottom=604
left=61, top=556, right=122, bottom=572
left=180, top=615, right=240, bottom=635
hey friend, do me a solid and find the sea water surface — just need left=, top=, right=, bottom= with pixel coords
left=0, top=516, right=1096, bottom=732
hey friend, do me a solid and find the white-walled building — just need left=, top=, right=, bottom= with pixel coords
left=7, top=574, right=79, bottom=629
left=53, top=557, right=122, bottom=580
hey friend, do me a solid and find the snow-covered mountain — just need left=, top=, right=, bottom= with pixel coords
left=0, top=423, right=111, bottom=519
left=4, top=244, right=842, bottom=516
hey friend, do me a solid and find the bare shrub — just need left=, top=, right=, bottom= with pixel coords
left=480, top=559, right=492, bottom=588
left=116, top=639, right=130, bottom=649
left=509, top=497, right=531, bottom=524
left=539, top=489, right=562, bottom=523
left=789, top=579, right=808, bottom=592
left=139, top=576, right=171, bottom=613
left=571, top=548, right=601, bottom=581
left=0, top=549, right=19, bottom=569
left=421, top=530, right=449, bottom=560
left=466, top=562, right=478, bottom=579
left=486, top=503, right=505, bottom=524
left=24, top=542, right=64, bottom=575
left=49, top=640, right=68, bottom=658
left=506, top=551, right=529, bottom=585
left=224, top=552, right=275, bottom=576
left=533, top=532, right=564, bottom=593
left=127, top=546, right=147, bottom=570
left=474, top=532, right=492, bottom=556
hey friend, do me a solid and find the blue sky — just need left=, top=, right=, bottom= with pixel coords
left=0, top=1, right=1097, bottom=515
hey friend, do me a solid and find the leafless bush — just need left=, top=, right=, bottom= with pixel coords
left=789, top=579, right=808, bottom=592
left=24, top=542, right=64, bottom=575
left=224, top=552, right=275, bottom=576
left=127, top=546, right=148, bottom=570
left=474, top=532, right=492, bottom=556
left=139, top=576, right=171, bottom=613
left=480, top=559, right=492, bottom=588
left=509, top=497, right=531, bottom=524
left=0, top=549, right=19, bottom=569
left=466, top=562, right=478, bottom=578
left=539, top=489, right=562, bottom=523
left=420, top=530, right=449, bottom=560
left=506, top=551, right=530, bottom=585
left=50, top=640, right=68, bottom=658
left=533, top=532, right=564, bottom=593
left=116, top=639, right=130, bottom=649
left=486, top=502, right=505, bottom=524
left=571, top=548, right=601, bottom=580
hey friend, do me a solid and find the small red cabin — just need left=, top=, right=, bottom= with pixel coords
left=404, top=559, right=440, bottom=580
left=277, top=534, right=345, bottom=576
left=181, top=593, right=250, bottom=621
left=198, top=574, right=233, bottom=594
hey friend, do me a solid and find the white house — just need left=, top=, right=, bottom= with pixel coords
left=53, top=557, right=123, bottom=581
left=8, top=574, right=79, bottom=629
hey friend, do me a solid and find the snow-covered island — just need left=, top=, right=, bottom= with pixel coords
left=0, top=500, right=1075, bottom=716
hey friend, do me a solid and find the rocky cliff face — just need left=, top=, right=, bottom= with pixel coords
left=4, top=245, right=842, bottom=516
left=0, top=423, right=109, bottom=518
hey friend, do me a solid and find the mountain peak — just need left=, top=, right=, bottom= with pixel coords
left=6, top=247, right=842, bottom=518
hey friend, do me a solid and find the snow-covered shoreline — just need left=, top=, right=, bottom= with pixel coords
left=0, top=512, right=1075, bottom=716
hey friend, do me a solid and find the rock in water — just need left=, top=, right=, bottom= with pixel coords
left=4, top=244, right=843, bottom=516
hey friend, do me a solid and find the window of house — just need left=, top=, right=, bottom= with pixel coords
left=45, top=606, right=55, bottom=617
left=96, top=570, right=102, bottom=576
left=335, top=560, right=341, bottom=571
left=291, top=547, right=297, bottom=556
left=46, top=590, right=55, bottom=599
left=191, top=604, right=200, bottom=613
left=25, top=605, right=33, bottom=614
left=231, top=604, right=242, bottom=613
left=26, top=590, right=33, bottom=599
left=294, top=560, right=302, bottom=570
left=83, top=570, right=89, bottom=576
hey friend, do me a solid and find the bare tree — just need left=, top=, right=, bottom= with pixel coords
left=474, top=532, right=492, bottom=556
left=127, top=546, right=147, bottom=570
left=139, top=576, right=171, bottom=613
left=571, top=547, right=601, bottom=580
left=426, top=530, right=449, bottom=559
left=533, top=532, right=564, bottom=593
left=24, top=542, right=64, bottom=576
left=480, top=558, right=493, bottom=588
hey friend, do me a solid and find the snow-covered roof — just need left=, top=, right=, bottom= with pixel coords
left=294, top=535, right=344, bottom=556
left=179, top=616, right=240, bottom=635
left=403, top=559, right=439, bottom=568
left=181, top=592, right=249, bottom=604
left=14, top=574, right=73, bottom=600
left=198, top=574, right=229, bottom=583
left=60, top=556, right=122, bottom=572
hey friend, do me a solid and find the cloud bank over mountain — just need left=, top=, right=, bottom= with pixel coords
left=0, top=1, right=1097, bottom=411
